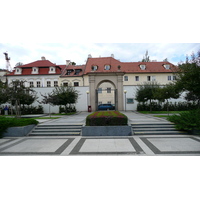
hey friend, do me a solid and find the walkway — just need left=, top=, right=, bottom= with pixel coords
left=0, top=111, right=200, bottom=156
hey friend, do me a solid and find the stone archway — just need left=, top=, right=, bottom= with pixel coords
left=88, top=72, right=124, bottom=111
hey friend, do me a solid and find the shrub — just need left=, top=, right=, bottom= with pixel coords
left=167, top=109, right=200, bottom=132
left=86, top=111, right=128, bottom=126
left=0, top=116, right=39, bottom=138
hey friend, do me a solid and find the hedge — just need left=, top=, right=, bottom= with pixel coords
left=0, top=116, right=39, bottom=138
left=86, top=111, right=128, bottom=126
left=167, top=109, right=200, bottom=133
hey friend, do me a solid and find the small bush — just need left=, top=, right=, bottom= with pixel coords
left=167, top=109, right=200, bottom=132
left=0, top=116, right=39, bottom=138
left=86, top=111, right=128, bottom=126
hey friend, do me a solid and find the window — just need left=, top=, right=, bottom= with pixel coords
left=29, top=82, right=34, bottom=87
left=74, top=82, right=79, bottom=87
left=124, top=76, right=128, bottom=81
left=74, top=69, right=81, bottom=75
left=98, top=88, right=102, bottom=93
left=98, top=101, right=102, bottom=105
left=54, top=81, right=58, bottom=87
left=140, top=65, right=146, bottom=70
left=63, top=82, right=68, bottom=87
left=66, top=70, right=72, bottom=75
left=16, top=69, right=19, bottom=72
left=127, top=98, right=134, bottom=104
left=34, top=68, right=37, bottom=72
left=135, top=76, right=139, bottom=81
left=147, top=76, right=156, bottom=81
left=36, top=81, right=41, bottom=87
left=104, top=65, right=111, bottom=70
left=107, top=101, right=111, bottom=104
left=47, top=81, right=51, bottom=87
left=92, top=66, right=98, bottom=71
left=107, top=87, right=111, bottom=93
left=173, top=76, right=176, bottom=80
left=168, top=76, right=171, bottom=81
left=164, top=64, right=170, bottom=69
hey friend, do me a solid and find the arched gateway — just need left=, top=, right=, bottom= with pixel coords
left=88, top=72, right=124, bottom=111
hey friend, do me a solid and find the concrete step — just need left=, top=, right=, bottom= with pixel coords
left=133, top=131, right=187, bottom=135
left=29, top=124, right=83, bottom=136
left=131, top=123, right=186, bottom=135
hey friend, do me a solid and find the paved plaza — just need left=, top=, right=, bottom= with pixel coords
left=0, top=111, right=200, bottom=156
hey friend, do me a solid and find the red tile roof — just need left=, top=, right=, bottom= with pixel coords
left=84, top=57, right=177, bottom=74
left=17, top=60, right=57, bottom=68
left=61, top=65, right=86, bottom=77
left=7, top=60, right=65, bottom=76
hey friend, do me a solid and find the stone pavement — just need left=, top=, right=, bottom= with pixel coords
left=0, top=111, right=200, bottom=156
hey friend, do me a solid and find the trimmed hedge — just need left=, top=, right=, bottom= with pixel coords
left=167, top=109, right=200, bottom=133
left=86, top=111, right=128, bottom=126
left=0, top=116, right=39, bottom=138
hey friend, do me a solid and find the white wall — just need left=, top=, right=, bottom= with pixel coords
left=123, top=86, right=187, bottom=111
left=32, top=86, right=89, bottom=113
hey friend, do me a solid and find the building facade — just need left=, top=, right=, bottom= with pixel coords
left=5, top=55, right=180, bottom=113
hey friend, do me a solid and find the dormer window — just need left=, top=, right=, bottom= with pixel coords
left=66, top=70, right=73, bottom=75
left=49, top=66, right=56, bottom=74
left=91, top=65, right=98, bottom=71
left=140, top=65, right=146, bottom=70
left=74, top=69, right=82, bottom=75
left=32, top=67, right=39, bottom=74
left=15, top=67, right=22, bottom=75
left=104, top=65, right=111, bottom=70
left=164, top=64, right=170, bottom=69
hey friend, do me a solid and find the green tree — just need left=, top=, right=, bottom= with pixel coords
left=154, top=83, right=181, bottom=113
left=135, top=81, right=160, bottom=112
left=175, top=50, right=200, bottom=106
left=0, top=80, right=8, bottom=104
left=40, top=86, right=79, bottom=113
left=7, top=80, right=38, bottom=117
left=141, top=50, right=150, bottom=62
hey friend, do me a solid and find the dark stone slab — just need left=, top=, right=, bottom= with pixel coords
left=82, top=126, right=132, bottom=136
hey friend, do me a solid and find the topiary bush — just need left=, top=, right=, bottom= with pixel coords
left=86, top=111, right=128, bottom=126
left=0, top=116, right=39, bottom=138
left=167, top=109, right=200, bottom=133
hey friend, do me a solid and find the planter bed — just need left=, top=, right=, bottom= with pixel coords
left=2, top=124, right=36, bottom=137
left=82, top=125, right=132, bottom=136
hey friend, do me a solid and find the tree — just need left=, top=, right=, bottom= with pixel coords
left=0, top=80, right=8, bottom=104
left=6, top=80, right=38, bottom=117
left=175, top=50, right=200, bottom=106
left=40, top=86, right=79, bottom=113
left=154, top=83, right=181, bottom=113
left=135, top=81, right=160, bottom=112
left=141, top=50, right=150, bottom=62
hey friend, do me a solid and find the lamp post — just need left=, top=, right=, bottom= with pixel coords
left=124, top=90, right=127, bottom=111
left=86, top=91, right=89, bottom=111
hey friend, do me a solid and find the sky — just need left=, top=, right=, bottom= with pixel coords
left=0, top=43, right=199, bottom=69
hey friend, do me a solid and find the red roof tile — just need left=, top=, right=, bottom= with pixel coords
left=84, top=57, right=177, bottom=74
left=61, top=65, right=86, bottom=77
left=17, top=60, right=57, bottom=68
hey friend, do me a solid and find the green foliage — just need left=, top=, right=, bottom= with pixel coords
left=86, top=111, right=128, bottom=126
left=175, top=50, right=200, bottom=105
left=137, top=101, right=199, bottom=111
left=167, top=109, right=200, bottom=132
left=0, top=116, right=38, bottom=137
left=41, top=86, right=79, bottom=113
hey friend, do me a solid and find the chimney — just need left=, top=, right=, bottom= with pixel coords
left=41, top=56, right=46, bottom=60
left=111, top=54, right=114, bottom=58
left=66, top=60, right=71, bottom=66
left=88, top=54, right=92, bottom=58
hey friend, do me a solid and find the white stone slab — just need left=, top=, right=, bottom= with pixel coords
left=79, top=139, right=135, bottom=153
left=2, top=139, right=67, bottom=152
left=149, top=138, right=200, bottom=152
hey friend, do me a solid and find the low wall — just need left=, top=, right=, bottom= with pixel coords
left=2, top=124, right=36, bottom=137
left=82, top=126, right=132, bottom=136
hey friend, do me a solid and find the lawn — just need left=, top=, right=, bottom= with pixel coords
left=138, top=111, right=188, bottom=114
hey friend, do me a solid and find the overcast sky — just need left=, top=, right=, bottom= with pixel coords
left=0, top=0, right=199, bottom=69
left=0, top=43, right=199, bottom=69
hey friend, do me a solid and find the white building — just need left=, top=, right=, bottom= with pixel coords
left=5, top=55, right=181, bottom=113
